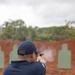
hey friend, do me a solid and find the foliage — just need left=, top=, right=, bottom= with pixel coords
left=0, top=19, right=75, bottom=42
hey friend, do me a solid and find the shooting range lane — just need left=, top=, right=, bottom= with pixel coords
left=0, top=40, right=75, bottom=75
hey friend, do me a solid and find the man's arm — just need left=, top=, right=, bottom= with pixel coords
left=37, top=62, right=46, bottom=75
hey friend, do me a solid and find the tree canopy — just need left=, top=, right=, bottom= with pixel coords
left=0, top=19, right=75, bottom=42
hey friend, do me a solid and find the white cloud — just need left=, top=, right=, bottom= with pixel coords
left=0, top=0, right=75, bottom=27
left=0, top=5, right=42, bottom=27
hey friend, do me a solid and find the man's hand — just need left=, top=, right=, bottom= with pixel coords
left=37, top=55, right=46, bottom=64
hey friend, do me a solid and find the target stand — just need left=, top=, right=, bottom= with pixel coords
left=58, top=44, right=71, bottom=75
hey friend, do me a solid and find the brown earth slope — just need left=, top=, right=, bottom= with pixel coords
left=0, top=40, right=75, bottom=75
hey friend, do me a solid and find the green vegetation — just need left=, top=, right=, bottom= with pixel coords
left=0, top=19, right=75, bottom=42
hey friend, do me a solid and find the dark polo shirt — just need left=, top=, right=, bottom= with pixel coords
left=3, top=60, right=46, bottom=75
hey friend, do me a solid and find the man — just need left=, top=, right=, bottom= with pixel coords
left=3, top=41, right=46, bottom=75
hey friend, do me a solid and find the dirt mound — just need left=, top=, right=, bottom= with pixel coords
left=0, top=40, right=75, bottom=75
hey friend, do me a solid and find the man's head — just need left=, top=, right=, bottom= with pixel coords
left=17, top=41, right=39, bottom=62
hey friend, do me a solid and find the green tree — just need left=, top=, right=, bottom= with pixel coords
left=27, top=26, right=37, bottom=41
left=0, top=19, right=28, bottom=41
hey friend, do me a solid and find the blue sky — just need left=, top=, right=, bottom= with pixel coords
left=0, top=0, right=75, bottom=28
